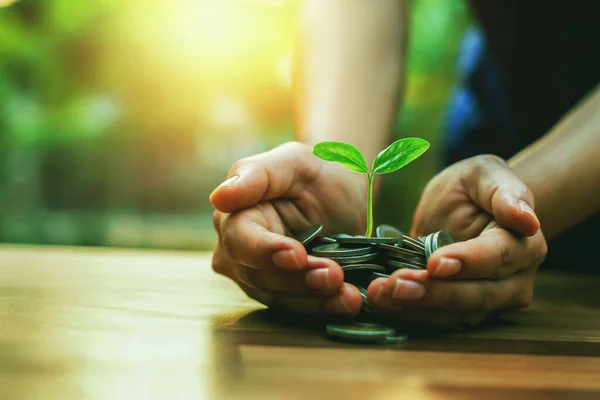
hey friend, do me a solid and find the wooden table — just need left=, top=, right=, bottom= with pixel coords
left=1, top=245, right=599, bottom=400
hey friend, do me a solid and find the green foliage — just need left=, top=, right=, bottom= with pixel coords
left=312, top=142, right=368, bottom=174
left=312, top=138, right=430, bottom=237
left=372, top=138, right=430, bottom=174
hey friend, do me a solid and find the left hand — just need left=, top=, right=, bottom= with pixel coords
left=366, top=155, right=548, bottom=330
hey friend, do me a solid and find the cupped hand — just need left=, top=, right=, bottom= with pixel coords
left=210, top=142, right=364, bottom=316
left=366, top=155, right=548, bottom=330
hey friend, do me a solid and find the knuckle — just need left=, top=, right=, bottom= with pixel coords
left=228, top=158, right=252, bottom=176
left=279, top=141, right=310, bottom=154
left=464, top=154, right=506, bottom=177
left=491, top=234, right=512, bottom=279
left=522, top=184, right=535, bottom=205
left=479, top=154, right=507, bottom=168
left=526, top=235, right=548, bottom=270
left=221, top=228, right=239, bottom=262
left=537, top=239, right=549, bottom=266
left=481, top=280, right=497, bottom=312
left=212, top=211, right=221, bottom=232
left=211, top=254, right=225, bottom=274
left=236, top=267, right=262, bottom=291
left=515, top=284, right=534, bottom=309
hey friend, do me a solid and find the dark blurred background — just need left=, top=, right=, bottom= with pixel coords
left=0, top=0, right=470, bottom=250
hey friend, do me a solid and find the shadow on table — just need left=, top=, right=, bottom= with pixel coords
left=211, top=270, right=600, bottom=357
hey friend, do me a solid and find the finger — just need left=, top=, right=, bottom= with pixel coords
left=231, top=256, right=344, bottom=295
left=427, top=228, right=547, bottom=279
left=220, top=207, right=307, bottom=270
left=213, top=237, right=344, bottom=294
left=239, top=282, right=362, bottom=316
left=463, top=155, right=540, bottom=236
left=209, top=142, right=321, bottom=213
left=369, top=269, right=534, bottom=313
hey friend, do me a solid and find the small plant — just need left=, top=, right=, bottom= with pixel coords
left=313, top=138, right=430, bottom=237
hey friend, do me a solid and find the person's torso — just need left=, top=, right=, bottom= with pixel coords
left=444, top=1, right=600, bottom=272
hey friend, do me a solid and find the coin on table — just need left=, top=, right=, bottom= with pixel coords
left=326, top=323, right=395, bottom=342
left=341, top=263, right=387, bottom=273
left=328, top=252, right=379, bottom=264
left=383, top=335, right=408, bottom=344
left=336, top=236, right=397, bottom=245
left=375, top=224, right=404, bottom=239
left=311, top=243, right=373, bottom=257
left=425, top=231, right=455, bottom=259
left=293, top=224, right=323, bottom=246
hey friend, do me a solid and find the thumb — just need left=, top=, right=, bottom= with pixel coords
left=465, top=155, right=540, bottom=236
left=209, top=142, right=320, bottom=213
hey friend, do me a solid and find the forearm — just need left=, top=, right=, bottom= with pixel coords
left=509, top=84, right=600, bottom=239
left=294, top=0, right=408, bottom=163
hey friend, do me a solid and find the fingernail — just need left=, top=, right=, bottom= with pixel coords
left=217, top=175, right=239, bottom=189
left=305, top=268, right=331, bottom=290
left=272, top=249, right=301, bottom=269
left=518, top=200, right=539, bottom=223
left=325, top=294, right=351, bottom=314
left=209, top=176, right=239, bottom=203
left=392, top=279, right=426, bottom=301
left=374, top=284, right=386, bottom=304
left=432, top=257, right=462, bottom=277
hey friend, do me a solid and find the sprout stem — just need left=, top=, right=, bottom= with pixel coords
left=365, top=173, right=374, bottom=237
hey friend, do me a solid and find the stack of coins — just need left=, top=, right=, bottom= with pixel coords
left=293, top=223, right=454, bottom=281
left=290, top=223, right=455, bottom=343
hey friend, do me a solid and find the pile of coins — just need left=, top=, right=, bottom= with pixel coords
left=290, top=223, right=455, bottom=343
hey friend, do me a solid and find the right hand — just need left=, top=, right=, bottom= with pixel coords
left=210, top=142, right=364, bottom=317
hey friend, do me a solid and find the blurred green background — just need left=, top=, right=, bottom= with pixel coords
left=0, top=0, right=470, bottom=250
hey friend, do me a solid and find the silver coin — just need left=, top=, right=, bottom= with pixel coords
left=326, top=323, right=395, bottom=342
left=375, top=224, right=404, bottom=239
left=293, top=224, right=323, bottom=246
left=330, top=233, right=354, bottom=239
left=341, top=263, right=387, bottom=273
left=371, top=272, right=391, bottom=279
left=402, top=235, right=426, bottom=252
left=424, top=233, right=434, bottom=259
left=377, top=243, right=423, bottom=258
left=387, top=259, right=426, bottom=270
left=336, top=236, right=397, bottom=245
left=425, top=231, right=455, bottom=259
left=356, top=286, right=379, bottom=317
left=432, top=231, right=454, bottom=251
left=387, top=252, right=427, bottom=265
left=383, top=335, right=408, bottom=345
left=311, top=243, right=373, bottom=257
left=329, top=252, right=379, bottom=264
left=320, top=236, right=338, bottom=244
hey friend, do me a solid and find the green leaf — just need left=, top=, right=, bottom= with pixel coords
left=312, top=142, right=369, bottom=174
left=372, top=138, right=430, bottom=174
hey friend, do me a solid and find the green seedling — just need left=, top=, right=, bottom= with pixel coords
left=312, top=138, right=430, bottom=237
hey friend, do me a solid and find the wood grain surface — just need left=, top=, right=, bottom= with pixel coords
left=1, top=245, right=599, bottom=400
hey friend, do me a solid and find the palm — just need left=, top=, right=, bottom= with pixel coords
left=412, top=166, right=493, bottom=241
left=260, top=163, right=367, bottom=239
